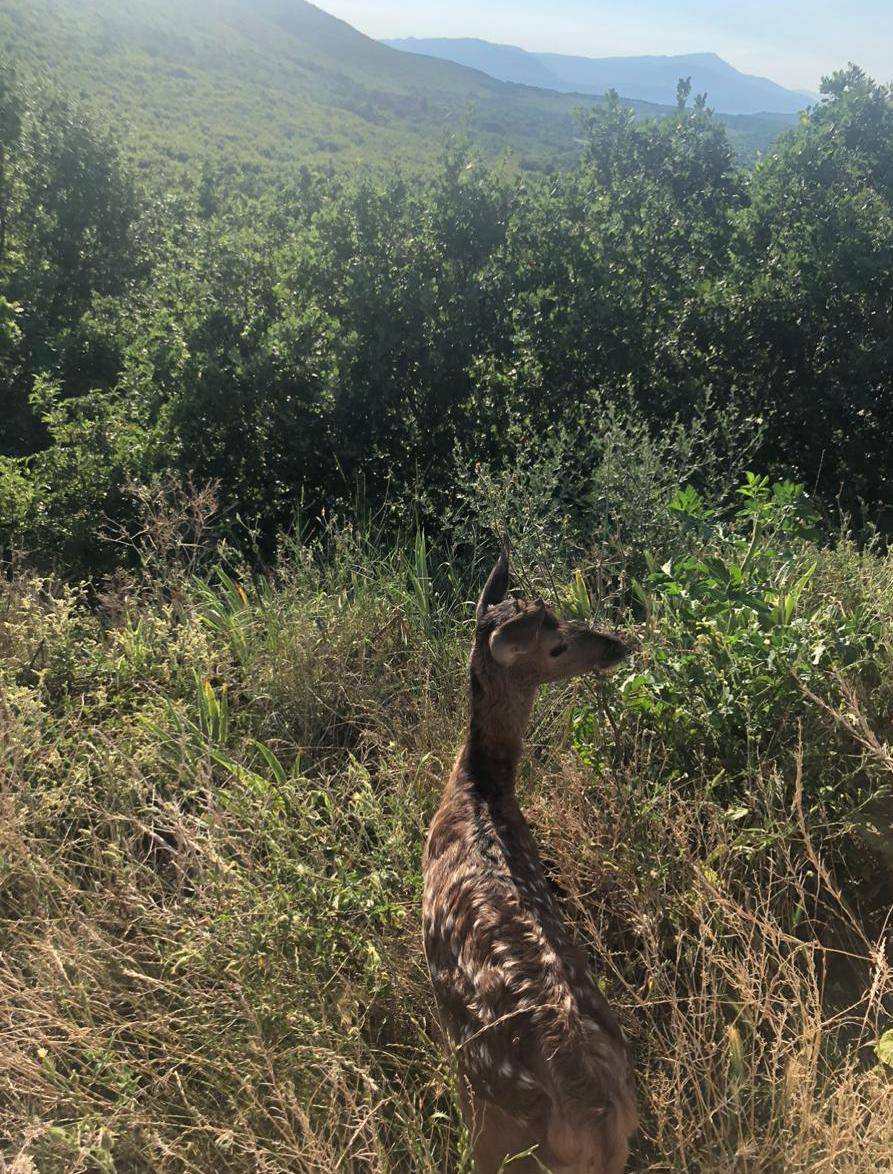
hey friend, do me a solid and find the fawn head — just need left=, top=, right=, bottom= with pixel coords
left=473, top=551, right=630, bottom=687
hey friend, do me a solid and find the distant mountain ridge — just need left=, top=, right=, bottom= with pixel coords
left=384, top=38, right=814, bottom=116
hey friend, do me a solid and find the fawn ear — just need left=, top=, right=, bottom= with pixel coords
left=476, top=550, right=510, bottom=620
left=489, top=603, right=546, bottom=665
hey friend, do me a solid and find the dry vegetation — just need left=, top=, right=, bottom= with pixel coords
left=1, top=485, right=892, bottom=1172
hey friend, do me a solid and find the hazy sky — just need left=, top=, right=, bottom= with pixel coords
left=314, top=1, right=892, bottom=92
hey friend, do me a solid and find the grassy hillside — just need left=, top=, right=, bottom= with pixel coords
left=0, top=0, right=794, bottom=174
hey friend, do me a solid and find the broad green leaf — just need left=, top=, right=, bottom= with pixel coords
left=877, top=1030, right=893, bottom=1068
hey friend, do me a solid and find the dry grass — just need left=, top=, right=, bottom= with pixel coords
left=1, top=529, right=891, bottom=1172
left=535, top=750, right=893, bottom=1171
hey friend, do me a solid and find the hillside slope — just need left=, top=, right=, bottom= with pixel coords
left=0, top=0, right=794, bottom=173
left=385, top=39, right=811, bottom=116
left=0, top=0, right=624, bottom=173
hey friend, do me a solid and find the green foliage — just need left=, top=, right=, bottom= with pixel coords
left=2, top=63, right=892, bottom=571
left=573, top=474, right=889, bottom=884
left=469, top=91, right=742, bottom=429
left=0, top=68, right=140, bottom=461
left=719, top=66, right=893, bottom=507
left=0, top=379, right=155, bottom=568
left=619, top=479, right=826, bottom=759
left=878, top=1030, right=893, bottom=1068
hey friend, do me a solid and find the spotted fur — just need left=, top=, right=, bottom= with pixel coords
left=422, top=555, right=637, bottom=1173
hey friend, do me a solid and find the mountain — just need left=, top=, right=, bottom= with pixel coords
left=0, top=0, right=796, bottom=175
left=384, top=39, right=813, bottom=117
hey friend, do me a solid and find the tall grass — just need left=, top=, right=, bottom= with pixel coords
left=1, top=494, right=891, bottom=1171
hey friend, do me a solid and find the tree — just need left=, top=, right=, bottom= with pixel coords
left=470, top=89, right=743, bottom=437
left=721, top=67, right=893, bottom=507
left=0, top=69, right=140, bottom=457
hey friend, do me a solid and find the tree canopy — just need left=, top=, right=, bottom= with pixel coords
left=1, top=66, right=892, bottom=570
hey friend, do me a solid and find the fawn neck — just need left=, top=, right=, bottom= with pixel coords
left=461, top=668, right=536, bottom=801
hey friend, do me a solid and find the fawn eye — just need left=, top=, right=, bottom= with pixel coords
left=549, top=644, right=567, bottom=658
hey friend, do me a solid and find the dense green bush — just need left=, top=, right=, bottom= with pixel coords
left=2, top=68, right=892, bottom=573
left=0, top=68, right=140, bottom=459
left=576, top=474, right=889, bottom=837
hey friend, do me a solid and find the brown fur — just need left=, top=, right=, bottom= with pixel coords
left=423, top=553, right=637, bottom=1173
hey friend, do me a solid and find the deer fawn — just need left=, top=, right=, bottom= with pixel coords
left=423, top=552, right=636, bottom=1173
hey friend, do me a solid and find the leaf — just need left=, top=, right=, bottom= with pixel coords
left=876, top=1030, right=893, bottom=1068
left=252, top=738, right=289, bottom=786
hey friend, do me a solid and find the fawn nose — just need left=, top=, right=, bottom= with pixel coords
left=603, top=634, right=632, bottom=665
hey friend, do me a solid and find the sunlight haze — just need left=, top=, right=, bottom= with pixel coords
left=315, top=0, right=892, bottom=92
